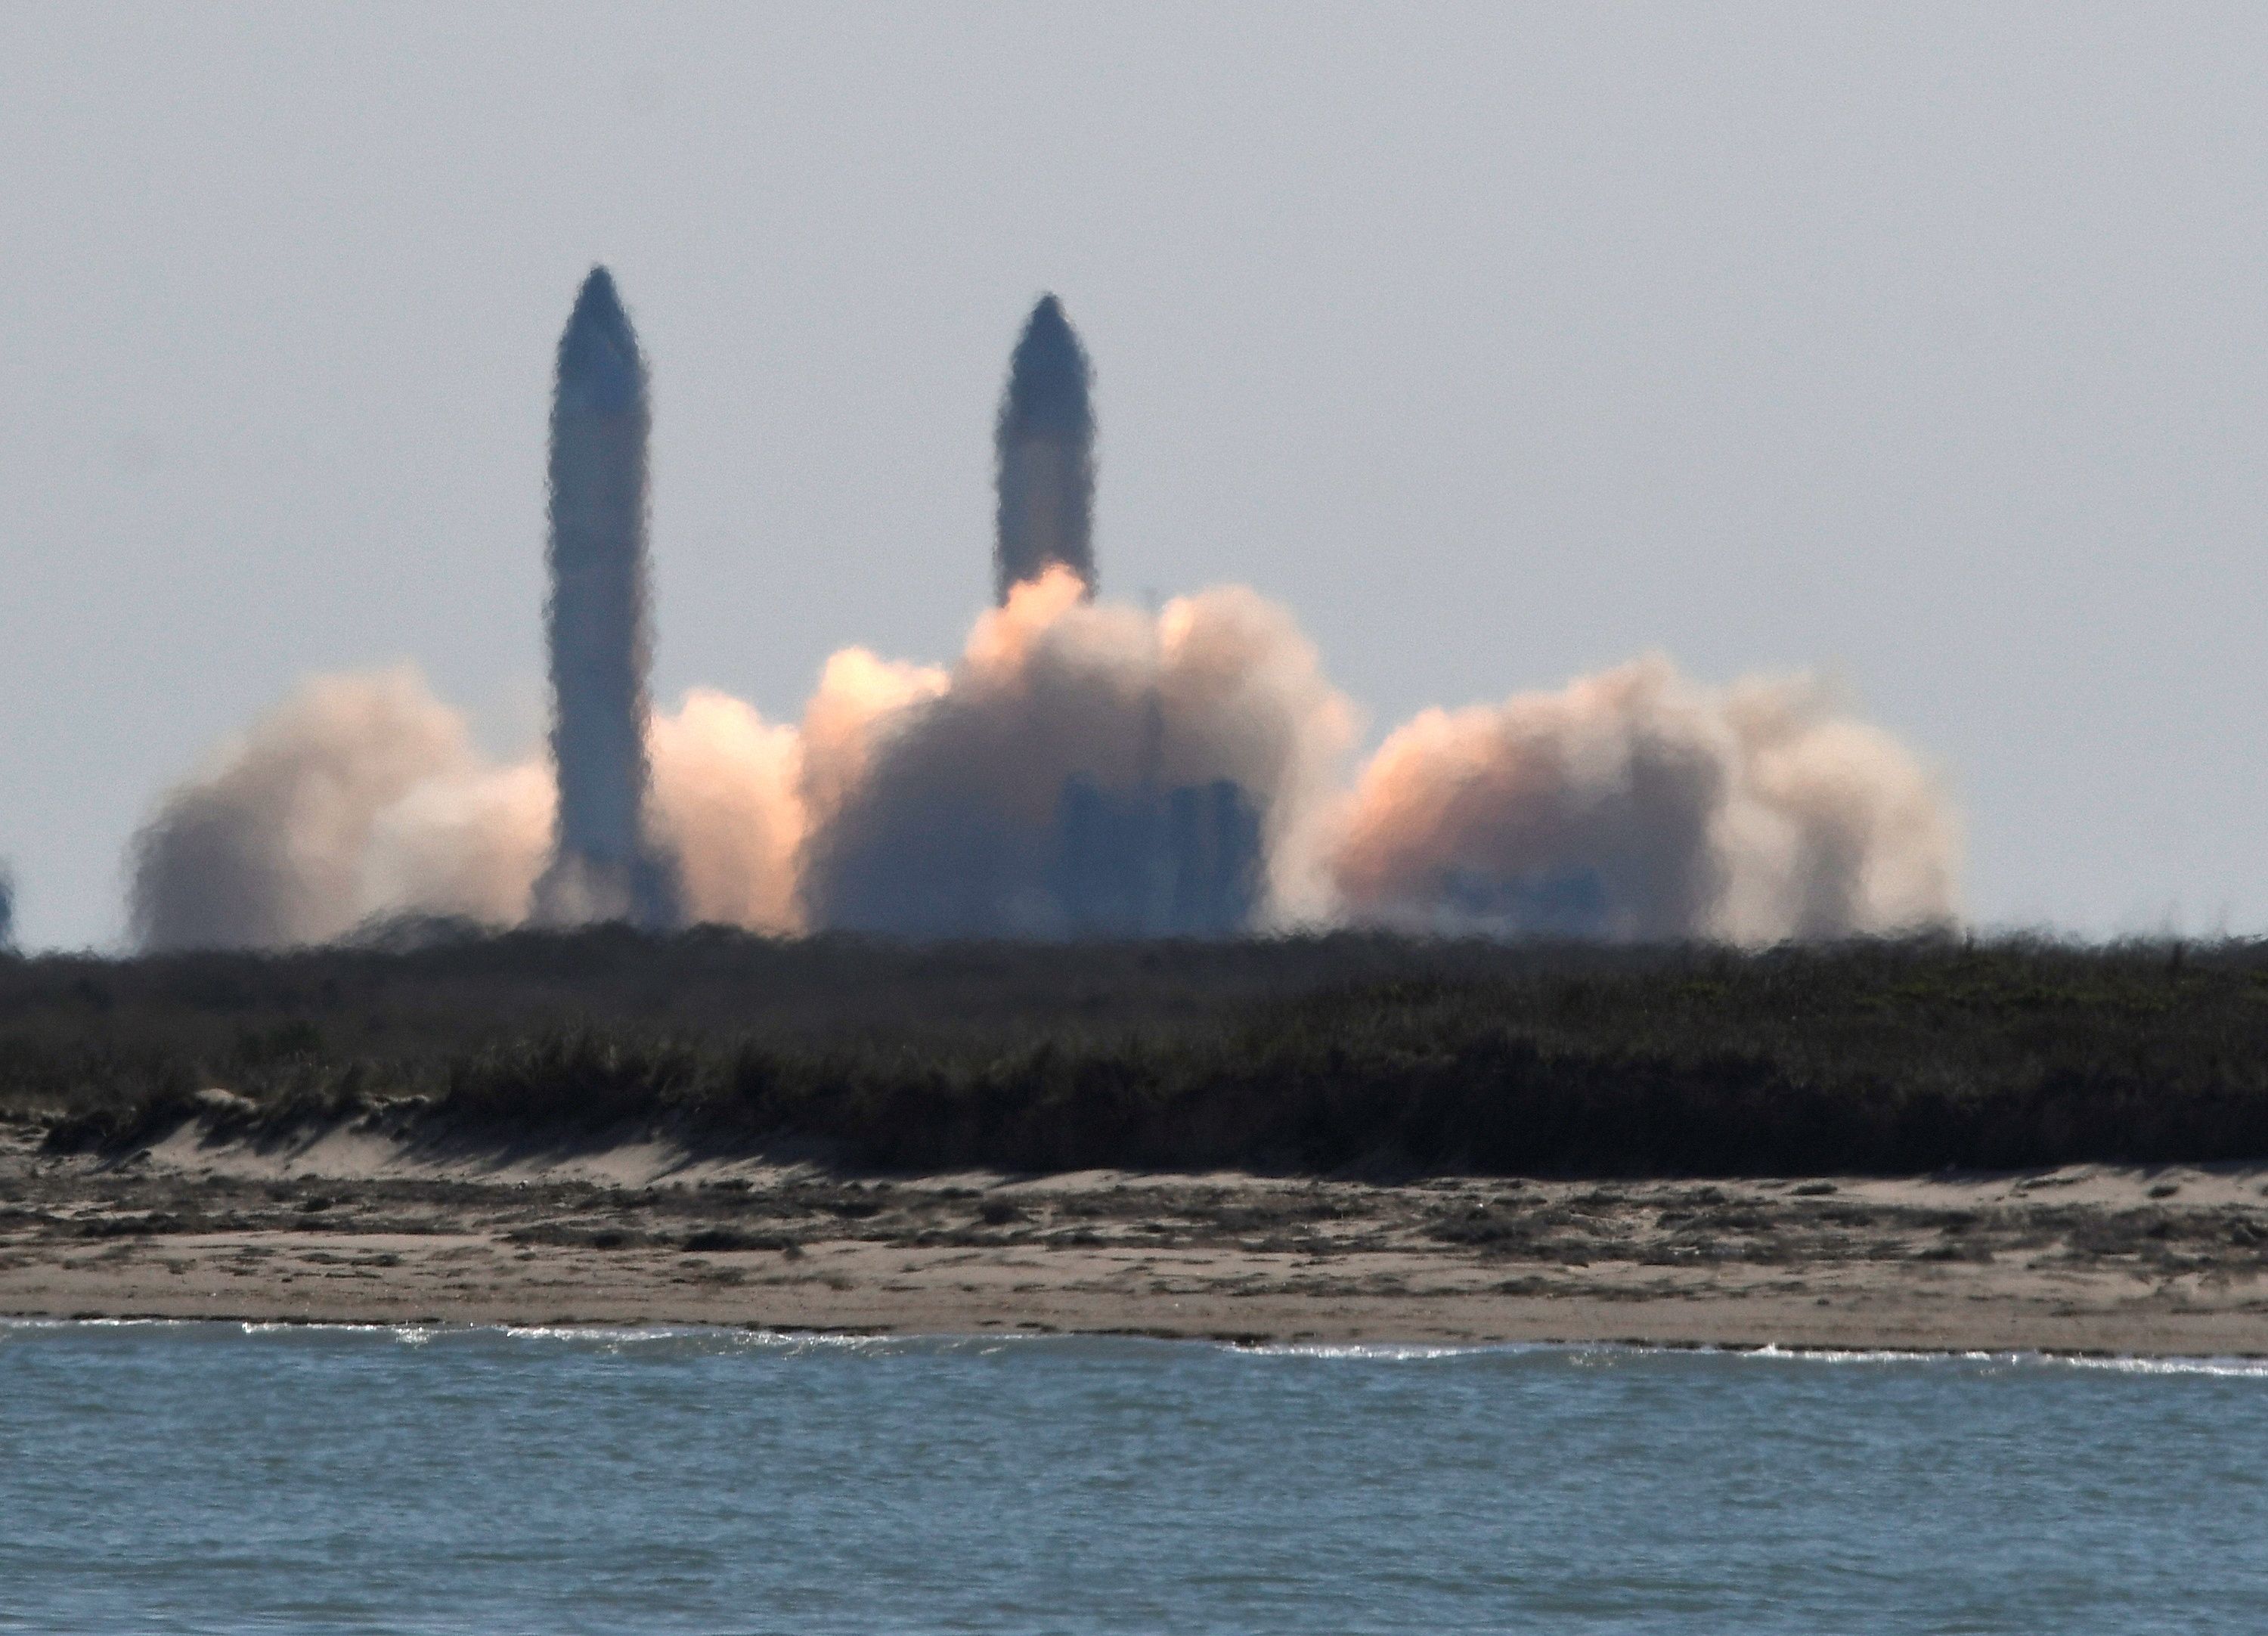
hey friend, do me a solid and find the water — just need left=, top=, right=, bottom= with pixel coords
left=2, top=1322, right=2262, bottom=1633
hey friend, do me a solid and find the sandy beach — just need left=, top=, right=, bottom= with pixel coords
left=6, top=1114, right=2268, bottom=1355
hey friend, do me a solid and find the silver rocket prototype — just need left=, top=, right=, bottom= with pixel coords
left=533, top=267, right=677, bottom=929
left=994, top=294, right=1097, bottom=604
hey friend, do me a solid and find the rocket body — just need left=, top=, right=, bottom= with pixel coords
left=994, top=295, right=1097, bottom=603
left=534, top=268, right=677, bottom=928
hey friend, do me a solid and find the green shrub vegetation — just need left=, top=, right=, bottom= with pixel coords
left=5, top=925, right=2267, bottom=1176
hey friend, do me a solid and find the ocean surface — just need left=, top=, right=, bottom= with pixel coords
left=1, top=1322, right=2262, bottom=1634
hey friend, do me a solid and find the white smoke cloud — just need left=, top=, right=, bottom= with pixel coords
left=798, top=569, right=1357, bottom=933
left=1328, top=655, right=1958, bottom=941
left=130, top=672, right=810, bottom=950
left=127, top=590, right=1959, bottom=950
left=132, top=668, right=477, bottom=950
left=362, top=758, right=552, bottom=929
left=648, top=689, right=804, bottom=934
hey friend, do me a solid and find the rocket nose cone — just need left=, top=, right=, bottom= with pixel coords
left=1003, top=293, right=1092, bottom=440
left=557, top=265, right=646, bottom=414
left=572, top=266, right=628, bottom=327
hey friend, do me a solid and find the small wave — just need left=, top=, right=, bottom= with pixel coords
left=242, top=1319, right=398, bottom=1337
left=1737, top=1342, right=2268, bottom=1377
left=1740, top=1342, right=2007, bottom=1365
left=499, top=1324, right=698, bottom=1343
left=1231, top=1336, right=2268, bottom=1376
left=2062, top=1352, right=2268, bottom=1379
left=488, top=1325, right=1046, bottom=1359
left=1235, top=1340, right=1555, bottom=1361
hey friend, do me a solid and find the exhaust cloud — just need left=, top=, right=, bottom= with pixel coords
left=122, top=279, right=1960, bottom=951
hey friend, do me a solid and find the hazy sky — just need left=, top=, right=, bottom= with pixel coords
left=2, top=3, right=2264, bottom=949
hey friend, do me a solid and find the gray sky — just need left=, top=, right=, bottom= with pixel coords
left=2, top=2, right=2263, bottom=949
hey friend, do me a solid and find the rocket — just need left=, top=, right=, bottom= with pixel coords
left=533, top=267, right=678, bottom=929
left=994, top=294, right=1097, bottom=604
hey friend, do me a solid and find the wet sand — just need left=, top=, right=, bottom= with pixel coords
left=6, top=1117, right=2268, bottom=1354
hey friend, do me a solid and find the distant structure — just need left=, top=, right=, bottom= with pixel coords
left=995, top=294, right=1097, bottom=603
left=1052, top=777, right=1261, bottom=937
left=1049, top=686, right=1262, bottom=937
left=531, top=268, right=679, bottom=929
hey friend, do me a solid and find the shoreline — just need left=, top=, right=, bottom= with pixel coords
left=8, top=1312, right=2267, bottom=1370
left=7, top=1117, right=2268, bottom=1357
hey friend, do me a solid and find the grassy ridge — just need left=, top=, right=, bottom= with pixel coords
left=5, top=927, right=2268, bottom=1176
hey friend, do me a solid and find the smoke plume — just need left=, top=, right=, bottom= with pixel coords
left=799, top=569, right=1356, bottom=934
left=533, top=267, right=678, bottom=930
left=129, top=670, right=808, bottom=951
left=995, top=296, right=1096, bottom=603
left=647, top=689, right=804, bottom=934
left=127, top=621, right=1956, bottom=950
left=131, top=668, right=481, bottom=950
left=121, top=275, right=1960, bottom=952
left=1328, top=656, right=1958, bottom=941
